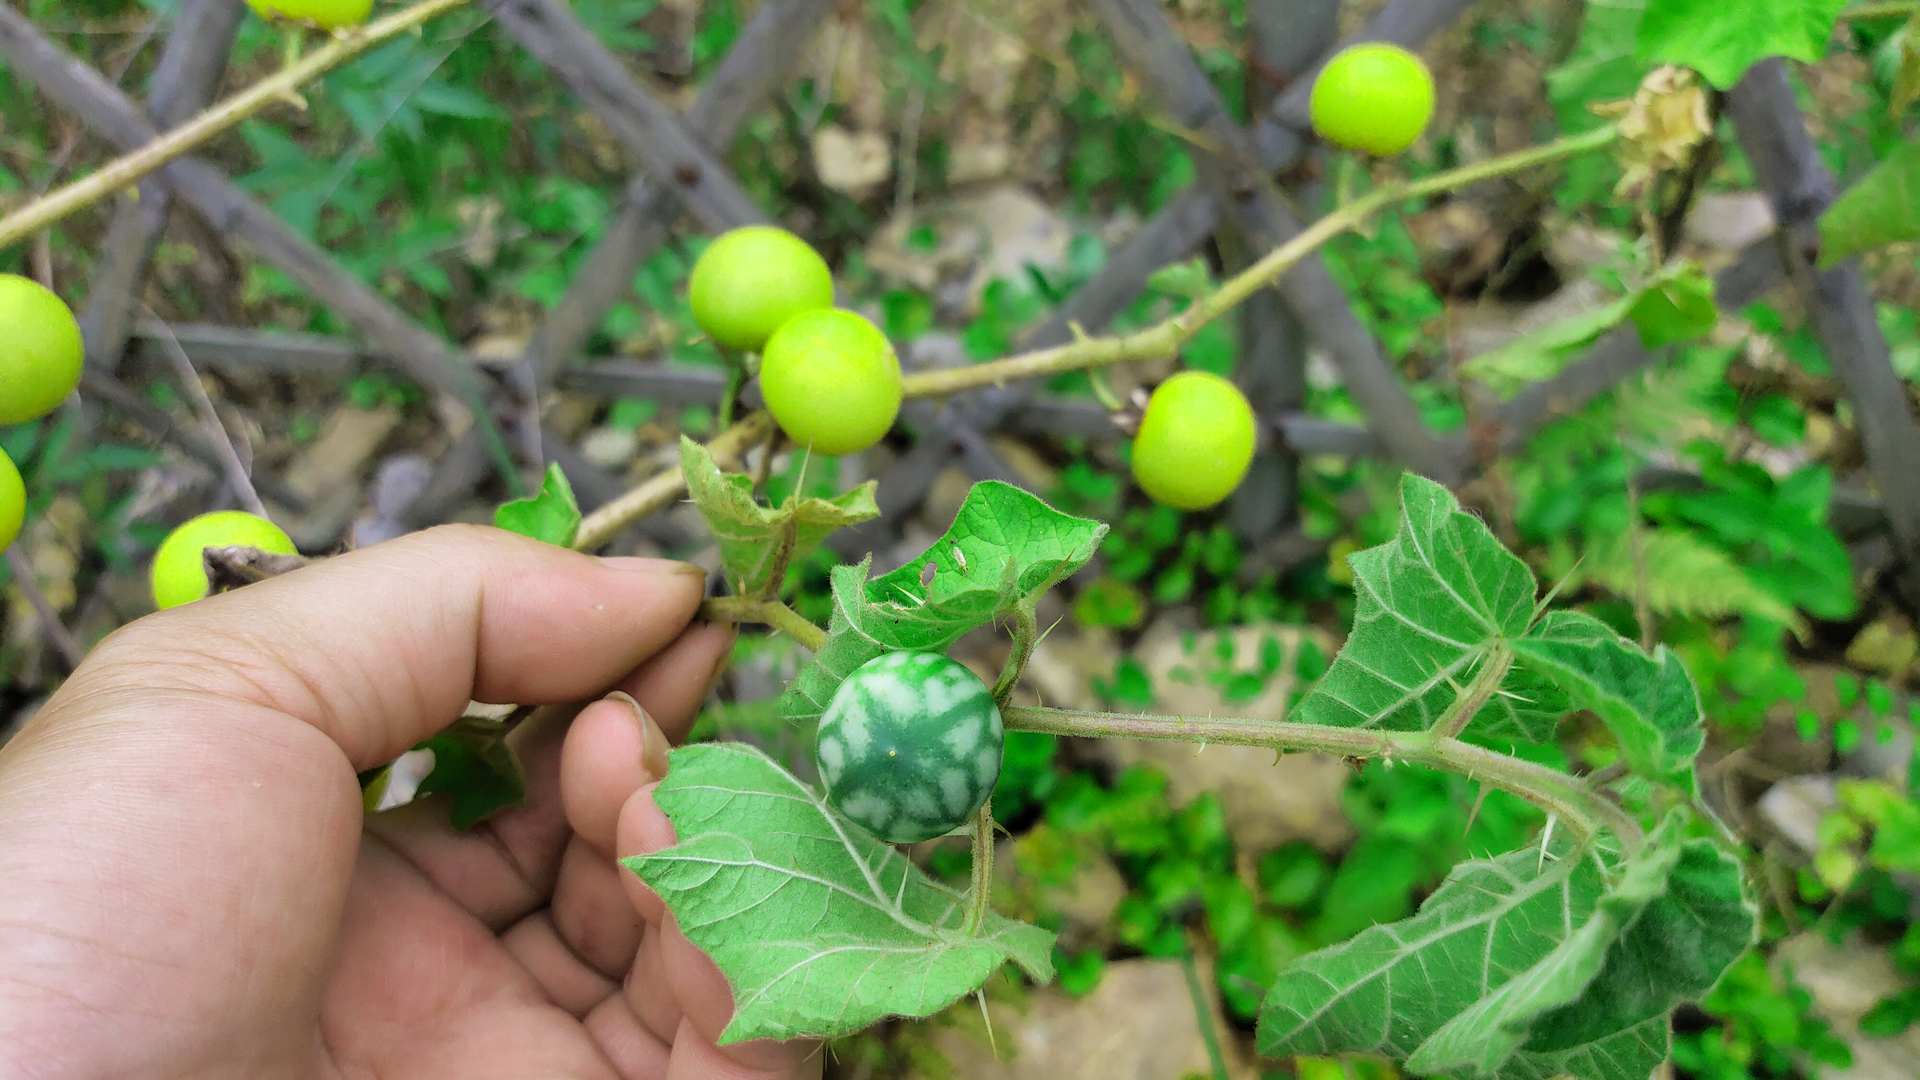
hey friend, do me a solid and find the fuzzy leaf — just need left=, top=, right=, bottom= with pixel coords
left=681, top=437, right=879, bottom=597
left=1514, top=611, right=1704, bottom=787
left=776, top=481, right=1105, bottom=726
left=1636, top=0, right=1849, bottom=89
left=495, top=462, right=580, bottom=547
left=1259, top=816, right=1752, bottom=1080
left=1818, top=137, right=1920, bottom=267
left=624, top=743, right=1054, bottom=1042
left=1291, top=475, right=1565, bottom=742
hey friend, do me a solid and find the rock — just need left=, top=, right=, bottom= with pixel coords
left=994, top=827, right=1127, bottom=948
left=1684, top=192, right=1776, bottom=251
left=1775, top=933, right=1920, bottom=1080
left=955, top=185, right=1073, bottom=305
left=1025, top=626, right=1119, bottom=712
left=1091, top=617, right=1354, bottom=854
left=921, top=957, right=1254, bottom=1080
left=580, top=425, right=641, bottom=470
left=1757, top=773, right=1838, bottom=856
left=812, top=123, right=891, bottom=197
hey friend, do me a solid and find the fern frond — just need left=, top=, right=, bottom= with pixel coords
left=1581, top=528, right=1805, bottom=634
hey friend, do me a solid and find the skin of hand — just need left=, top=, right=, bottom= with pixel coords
left=0, top=525, right=821, bottom=1080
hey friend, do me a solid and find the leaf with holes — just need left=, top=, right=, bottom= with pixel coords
left=776, top=481, right=1105, bottom=726
left=624, top=742, right=1054, bottom=1042
left=681, top=436, right=879, bottom=597
left=1289, top=474, right=1566, bottom=742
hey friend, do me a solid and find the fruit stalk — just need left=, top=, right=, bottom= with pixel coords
left=1001, top=704, right=1644, bottom=848
left=896, top=123, right=1619, bottom=402
left=0, top=0, right=476, bottom=251
left=700, top=596, right=827, bottom=650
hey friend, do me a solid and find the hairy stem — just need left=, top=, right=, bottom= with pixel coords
left=0, top=0, right=477, bottom=250
left=896, top=124, right=1618, bottom=401
left=574, top=412, right=773, bottom=551
left=1002, top=704, right=1644, bottom=847
left=1429, top=645, right=1513, bottom=740
left=701, top=596, right=827, bottom=651
left=962, top=798, right=994, bottom=935
left=990, top=600, right=1038, bottom=705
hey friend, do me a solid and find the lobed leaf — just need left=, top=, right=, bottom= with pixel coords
left=1635, top=0, right=1849, bottom=90
left=1818, top=137, right=1920, bottom=268
left=1290, top=474, right=1564, bottom=741
left=625, top=743, right=1054, bottom=1042
left=776, top=481, right=1105, bottom=726
left=495, top=462, right=581, bottom=547
left=1514, top=611, right=1705, bottom=788
left=680, top=437, right=880, bottom=597
left=1259, top=814, right=1752, bottom=1080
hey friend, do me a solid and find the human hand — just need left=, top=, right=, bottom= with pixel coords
left=0, top=525, right=820, bottom=1080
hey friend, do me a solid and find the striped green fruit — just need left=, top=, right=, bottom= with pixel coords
left=815, top=651, right=1004, bottom=844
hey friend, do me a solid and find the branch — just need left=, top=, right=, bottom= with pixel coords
left=699, top=595, right=827, bottom=651
left=0, top=0, right=477, bottom=250
left=573, top=412, right=772, bottom=551
left=1430, top=645, right=1514, bottom=740
left=146, top=313, right=269, bottom=518
left=897, top=125, right=1620, bottom=401
left=1002, top=704, right=1644, bottom=847
left=5, top=546, right=85, bottom=671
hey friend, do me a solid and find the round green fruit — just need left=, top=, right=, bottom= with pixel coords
left=815, top=651, right=1005, bottom=844
left=1309, top=43, right=1436, bottom=157
left=1131, top=371, right=1257, bottom=511
left=151, top=511, right=298, bottom=610
left=245, top=0, right=374, bottom=30
left=688, top=226, right=836, bottom=352
left=0, top=450, right=24, bottom=555
left=0, top=274, right=84, bottom=427
left=759, top=308, right=901, bottom=457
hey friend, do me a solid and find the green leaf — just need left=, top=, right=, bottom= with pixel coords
left=495, top=463, right=581, bottom=547
left=1460, top=265, right=1715, bottom=400
left=1546, top=0, right=1651, bottom=129
left=1291, top=475, right=1565, bottom=742
left=1259, top=818, right=1752, bottom=1080
left=680, top=437, right=880, bottom=597
left=1818, top=138, right=1920, bottom=267
left=1636, top=0, right=1849, bottom=89
left=1147, top=256, right=1214, bottom=299
left=376, top=715, right=528, bottom=830
left=1514, top=611, right=1705, bottom=787
left=624, top=743, right=1055, bottom=1042
left=1629, top=265, right=1717, bottom=348
left=776, top=482, right=1106, bottom=726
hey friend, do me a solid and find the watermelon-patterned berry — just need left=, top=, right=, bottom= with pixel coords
left=815, top=651, right=1005, bottom=844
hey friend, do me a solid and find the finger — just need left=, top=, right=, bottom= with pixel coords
left=0, top=526, right=703, bottom=1071
left=363, top=702, right=575, bottom=927
left=500, top=910, right=618, bottom=1019
left=617, top=787, right=822, bottom=1080
left=76, top=524, right=709, bottom=769
left=551, top=835, right=644, bottom=980
left=584, top=991, right=673, bottom=1080
left=619, top=621, right=737, bottom=744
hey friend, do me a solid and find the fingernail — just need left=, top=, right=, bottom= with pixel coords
left=605, top=690, right=671, bottom=781
left=600, top=556, right=708, bottom=579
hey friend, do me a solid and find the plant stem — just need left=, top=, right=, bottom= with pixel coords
left=897, top=124, right=1619, bottom=401
left=961, top=798, right=994, bottom=935
left=573, top=411, right=773, bottom=551
left=0, top=0, right=477, bottom=251
left=1002, top=704, right=1643, bottom=847
left=990, top=599, right=1038, bottom=705
left=1429, top=645, right=1513, bottom=740
left=5, top=546, right=84, bottom=671
left=700, top=595, right=827, bottom=651
left=1838, top=2, right=1916, bottom=18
